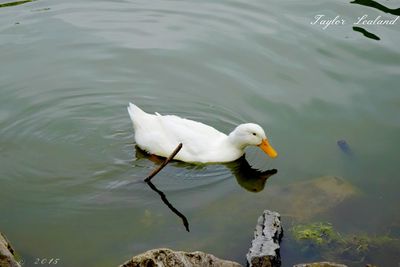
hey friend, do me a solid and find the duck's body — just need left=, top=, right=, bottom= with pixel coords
left=127, top=102, right=277, bottom=163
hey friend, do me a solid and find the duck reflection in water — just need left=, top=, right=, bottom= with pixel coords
left=134, top=147, right=277, bottom=231
left=225, top=156, right=277, bottom=193
left=135, top=147, right=277, bottom=192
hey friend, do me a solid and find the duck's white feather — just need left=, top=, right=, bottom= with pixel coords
left=127, top=102, right=276, bottom=163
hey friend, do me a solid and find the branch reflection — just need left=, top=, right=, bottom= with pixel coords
left=353, top=26, right=380, bottom=40
left=351, top=0, right=400, bottom=16
left=145, top=180, right=190, bottom=232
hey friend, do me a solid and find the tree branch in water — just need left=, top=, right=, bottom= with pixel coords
left=144, top=143, right=183, bottom=182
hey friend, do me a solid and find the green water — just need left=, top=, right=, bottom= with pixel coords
left=1, top=0, right=399, bottom=266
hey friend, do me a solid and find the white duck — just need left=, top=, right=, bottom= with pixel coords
left=127, top=102, right=277, bottom=163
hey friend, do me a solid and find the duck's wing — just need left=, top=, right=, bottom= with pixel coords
left=157, top=114, right=227, bottom=156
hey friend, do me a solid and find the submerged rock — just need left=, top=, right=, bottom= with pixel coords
left=293, top=262, right=347, bottom=267
left=119, top=248, right=242, bottom=267
left=0, top=232, right=21, bottom=267
left=247, top=210, right=283, bottom=267
left=275, top=176, right=358, bottom=220
left=337, top=140, right=353, bottom=156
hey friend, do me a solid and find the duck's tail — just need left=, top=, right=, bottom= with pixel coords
left=127, top=102, right=146, bottom=122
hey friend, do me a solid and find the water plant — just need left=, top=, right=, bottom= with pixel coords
left=292, top=222, right=337, bottom=245
left=290, top=222, right=399, bottom=264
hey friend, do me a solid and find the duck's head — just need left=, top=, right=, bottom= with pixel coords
left=229, top=123, right=278, bottom=158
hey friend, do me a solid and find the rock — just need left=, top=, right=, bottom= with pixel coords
left=275, top=176, right=358, bottom=221
left=0, top=232, right=21, bottom=267
left=119, top=248, right=242, bottom=267
left=246, top=210, right=283, bottom=267
left=337, top=140, right=353, bottom=156
left=293, top=262, right=347, bottom=267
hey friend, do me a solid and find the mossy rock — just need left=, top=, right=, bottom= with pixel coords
left=275, top=176, right=358, bottom=220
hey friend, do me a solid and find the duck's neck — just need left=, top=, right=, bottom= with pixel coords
left=227, top=131, right=247, bottom=151
left=214, top=134, right=243, bottom=162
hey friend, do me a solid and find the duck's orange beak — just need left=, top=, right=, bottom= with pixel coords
left=258, top=139, right=278, bottom=158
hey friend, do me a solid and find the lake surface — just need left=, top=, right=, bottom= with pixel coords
left=1, top=0, right=399, bottom=266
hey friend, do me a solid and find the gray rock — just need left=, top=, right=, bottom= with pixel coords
left=246, top=210, right=283, bottom=267
left=293, top=262, right=348, bottom=267
left=0, top=232, right=21, bottom=267
left=119, top=248, right=242, bottom=267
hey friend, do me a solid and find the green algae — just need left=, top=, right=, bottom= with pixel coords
left=290, top=222, right=399, bottom=263
left=292, top=222, right=337, bottom=245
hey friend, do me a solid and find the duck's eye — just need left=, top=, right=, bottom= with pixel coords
left=252, top=132, right=257, bottom=136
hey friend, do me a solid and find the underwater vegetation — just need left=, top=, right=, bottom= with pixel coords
left=290, top=222, right=400, bottom=264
